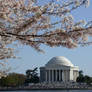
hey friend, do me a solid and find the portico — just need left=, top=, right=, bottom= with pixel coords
left=45, top=69, right=63, bottom=82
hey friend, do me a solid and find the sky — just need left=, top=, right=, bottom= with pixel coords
left=9, top=0, right=92, bottom=76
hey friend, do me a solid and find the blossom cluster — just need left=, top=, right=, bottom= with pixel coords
left=0, top=0, right=91, bottom=77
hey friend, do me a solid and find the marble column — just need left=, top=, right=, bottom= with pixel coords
left=66, top=70, right=68, bottom=81
left=64, top=70, right=67, bottom=81
left=52, top=70, right=54, bottom=82
left=49, top=70, right=50, bottom=82
left=47, top=70, right=49, bottom=81
left=56, top=70, right=57, bottom=82
left=62, top=70, right=65, bottom=81
left=45, top=70, right=47, bottom=82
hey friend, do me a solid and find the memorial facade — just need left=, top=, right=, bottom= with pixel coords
left=40, top=56, right=79, bottom=82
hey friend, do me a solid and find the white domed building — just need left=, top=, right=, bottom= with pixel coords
left=40, top=56, right=79, bottom=82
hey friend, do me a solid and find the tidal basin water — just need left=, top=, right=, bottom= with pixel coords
left=1, top=90, right=92, bottom=92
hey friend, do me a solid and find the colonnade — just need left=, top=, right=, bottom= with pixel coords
left=45, top=69, right=64, bottom=82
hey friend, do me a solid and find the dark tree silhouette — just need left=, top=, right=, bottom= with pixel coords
left=25, top=67, right=39, bottom=85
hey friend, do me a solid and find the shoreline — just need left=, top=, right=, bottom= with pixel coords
left=1, top=82, right=92, bottom=91
left=0, top=87, right=92, bottom=91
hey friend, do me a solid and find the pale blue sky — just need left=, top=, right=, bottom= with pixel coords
left=9, top=0, right=92, bottom=76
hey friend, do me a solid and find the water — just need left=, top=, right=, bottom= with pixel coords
left=0, top=90, right=92, bottom=92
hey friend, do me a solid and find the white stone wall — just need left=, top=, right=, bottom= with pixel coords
left=73, top=70, right=79, bottom=81
left=69, top=70, right=73, bottom=81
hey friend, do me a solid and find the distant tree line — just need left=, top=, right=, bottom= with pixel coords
left=0, top=73, right=26, bottom=87
left=0, top=67, right=39, bottom=87
left=77, top=70, right=92, bottom=85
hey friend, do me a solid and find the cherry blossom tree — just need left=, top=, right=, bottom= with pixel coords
left=0, top=0, right=91, bottom=77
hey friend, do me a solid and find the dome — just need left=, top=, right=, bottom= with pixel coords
left=45, top=56, right=74, bottom=67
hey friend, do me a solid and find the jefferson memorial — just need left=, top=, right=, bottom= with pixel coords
left=40, top=56, right=79, bottom=82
